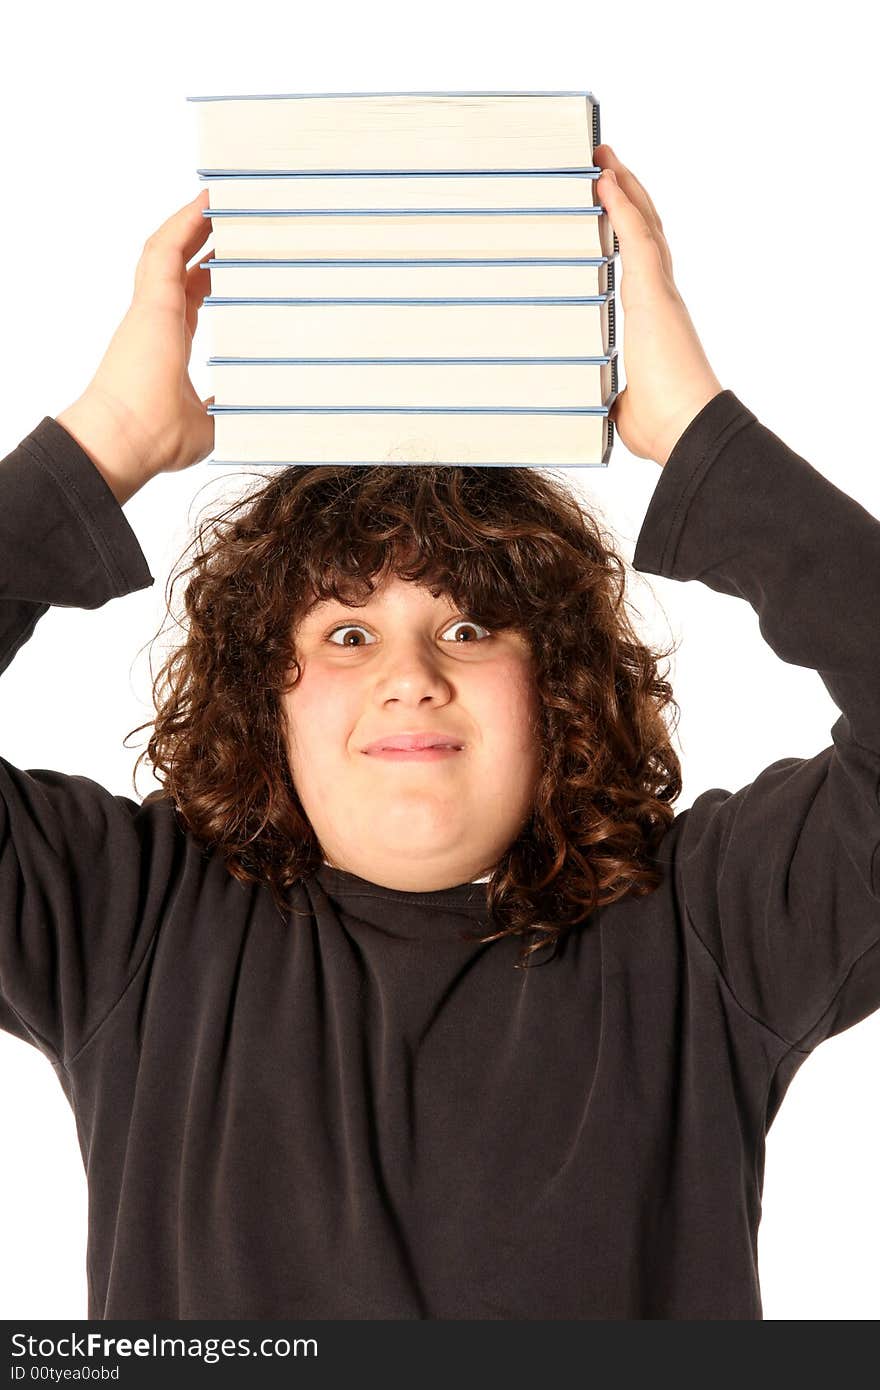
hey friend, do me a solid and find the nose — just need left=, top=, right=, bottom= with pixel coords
left=372, top=639, right=454, bottom=707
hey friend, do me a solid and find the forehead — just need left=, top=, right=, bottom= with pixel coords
left=300, top=573, right=454, bottom=621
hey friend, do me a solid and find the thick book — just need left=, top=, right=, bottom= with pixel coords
left=187, top=91, right=603, bottom=173
left=188, top=90, right=619, bottom=467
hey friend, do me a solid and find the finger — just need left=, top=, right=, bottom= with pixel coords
left=595, top=146, right=664, bottom=232
left=595, top=168, right=666, bottom=279
left=185, top=251, right=212, bottom=302
left=135, top=188, right=213, bottom=296
left=184, top=252, right=212, bottom=339
left=595, top=151, right=673, bottom=281
left=187, top=240, right=214, bottom=272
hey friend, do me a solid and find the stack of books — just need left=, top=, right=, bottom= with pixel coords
left=187, top=91, right=619, bottom=468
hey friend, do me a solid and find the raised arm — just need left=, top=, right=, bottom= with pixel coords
left=633, top=387, right=880, bottom=1058
left=0, top=188, right=216, bottom=1065
left=597, top=146, right=880, bottom=1060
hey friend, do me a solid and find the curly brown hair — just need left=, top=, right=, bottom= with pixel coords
left=126, top=463, right=682, bottom=967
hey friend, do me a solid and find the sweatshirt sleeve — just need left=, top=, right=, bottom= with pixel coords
left=0, top=416, right=174, bottom=1067
left=632, top=389, right=880, bottom=1052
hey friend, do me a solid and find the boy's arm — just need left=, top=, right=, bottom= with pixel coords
left=0, top=417, right=175, bottom=1066
left=55, top=393, right=159, bottom=507
left=632, top=389, right=880, bottom=1053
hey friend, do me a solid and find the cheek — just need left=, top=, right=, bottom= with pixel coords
left=283, top=666, right=359, bottom=767
left=477, top=660, right=541, bottom=758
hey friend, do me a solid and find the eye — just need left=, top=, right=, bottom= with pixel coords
left=327, top=624, right=377, bottom=647
left=440, top=619, right=491, bottom=644
left=325, top=618, right=491, bottom=647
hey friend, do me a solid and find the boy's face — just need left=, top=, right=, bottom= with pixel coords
left=282, top=573, right=542, bottom=891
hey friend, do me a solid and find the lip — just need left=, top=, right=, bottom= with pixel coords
left=366, top=746, right=462, bottom=762
left=362, top=731, right=465, bottom=754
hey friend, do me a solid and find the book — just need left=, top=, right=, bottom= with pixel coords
left=187, top=91, right=619, bottom=467
left=201, top=254, right=615, bottom=299
left=201, top=171, right=606, bottom=211
left=207, top=408, right=613, bottom=468
left=205, top=354, right=619, bottom=410
left=188, top=91, right=603, bottom=173
left=204, top=297, right=615, bottom=358
left=202, top=208, right=615, bottom=260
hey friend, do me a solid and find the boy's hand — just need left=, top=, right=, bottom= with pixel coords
left=594, top=145, right=724, bottom=467
left=56, top=189, right=215, bottom=504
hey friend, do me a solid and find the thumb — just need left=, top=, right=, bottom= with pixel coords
left=597, top=169, right=660, bottom=270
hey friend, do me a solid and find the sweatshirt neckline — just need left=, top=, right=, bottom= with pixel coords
left=312, top=861, right=492, bottom=929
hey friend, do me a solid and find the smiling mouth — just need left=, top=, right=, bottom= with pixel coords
left=362, top=732, right=465, bottom=754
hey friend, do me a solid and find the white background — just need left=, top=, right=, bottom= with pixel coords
left=1, top=0, right=878, bottom=1321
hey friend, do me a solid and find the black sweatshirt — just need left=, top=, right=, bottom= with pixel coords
left=1, top=389, right=879, bottom=1321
